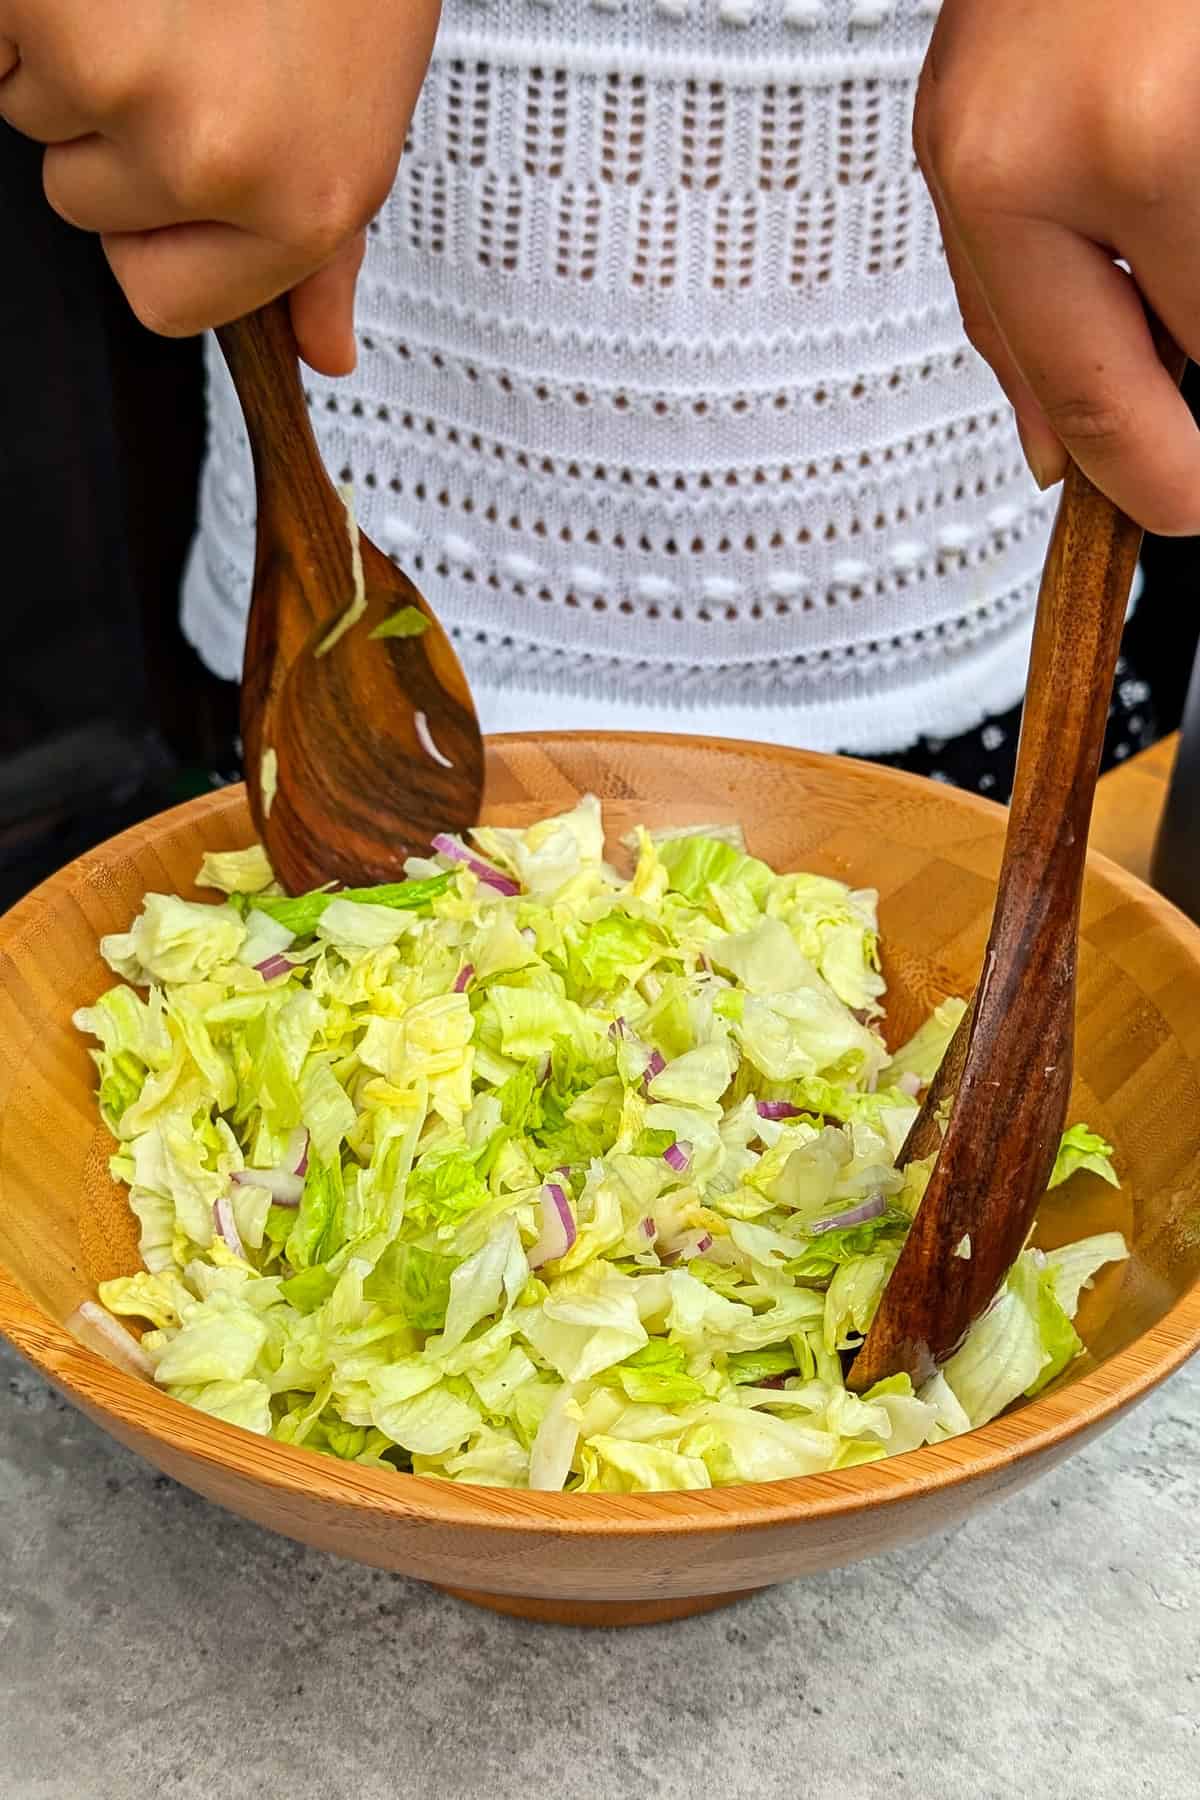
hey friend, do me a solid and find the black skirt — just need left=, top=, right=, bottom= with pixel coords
left=860, top=646, right=1155, bottom=801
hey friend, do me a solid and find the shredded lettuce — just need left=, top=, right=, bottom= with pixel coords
left=75, top=804, right=1128, bottom=1492
left=196, top=845, right=276, bottom=895
left=882, top=997, right=969, bottom=1088
left=1048, top=1125, right=1119, bottom=1190
left=249, top=873, right=451, bottom=938
left=369, top=605, right=429, bottom=641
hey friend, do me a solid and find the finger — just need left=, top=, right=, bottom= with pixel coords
left=43, top=132, right=194, bottom=233
left=288, top=232, right=366, bottom=377
left=925, top=181, right=1068, bottom=493
left=957, top=214, right=1200, bottom=536
left=102, top=220, right=311, bottom=338
left=0, top=59, right=91, bottom=142
left=914, top=85, right=1068, bottom=494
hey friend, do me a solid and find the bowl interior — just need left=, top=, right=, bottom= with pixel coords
left=2, top=732, right=1199, bottom=1428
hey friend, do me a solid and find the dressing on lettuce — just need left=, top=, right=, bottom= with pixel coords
left=76, top=803, right=1127, bottom=1492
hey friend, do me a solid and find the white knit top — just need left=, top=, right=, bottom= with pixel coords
left=183, top=0, right=1053, bottom=754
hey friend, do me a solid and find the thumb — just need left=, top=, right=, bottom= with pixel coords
left=288, top=231, right=367, bottom=377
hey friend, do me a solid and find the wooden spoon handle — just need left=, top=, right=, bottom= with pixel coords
left=215, top=298, right=352, bottom=638
left=897, top=316, right=1189, bottom=1181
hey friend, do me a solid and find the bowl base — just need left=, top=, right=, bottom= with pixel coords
left=434, top=1584, right=758, bottom=1628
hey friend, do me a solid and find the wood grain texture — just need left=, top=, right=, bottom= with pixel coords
left=851, top=454, right=1149, bottom=1389
left=1090, top=733, right=1180, bottom=884
left=216, top=300, right=483, bottom=893
left=852, top=325, right=1189, bottom=1394
left=1, top=735, right=1199, bottom=1627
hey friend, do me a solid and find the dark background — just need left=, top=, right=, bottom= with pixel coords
left=3, top=122, right=1198, bottom=912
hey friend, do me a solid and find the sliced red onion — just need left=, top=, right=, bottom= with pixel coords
left=608, top=1017, right=627, bottom=1041
left=286, top=1126, right=310, bottom=1178
left=254, top=953, right=296, bottom=981
left=662, top=1140, right=692, bottom=1175
left=454, top=963, right=475, bottom=993
left=756, top=1099, right=803, bottom=1121
left=528, top=1182, right=577, bottom=1268
left=807, top=1192, right=888, bottom=1236
left=640, top=1216, right=658, bottom=1241
left=431, top=833, right=520, bottom=896
left=896, top=1070, right=922, bottom=1098
left=664, top=1228, right=713, bottom=1262
left=699, top=1236, right=741, bottom=1267
left=231, top=1166, right=304, bottom=1207
left=213, top=1194, right=246, bottom=1259
left=67, top=1302, right=154, bottom=1379
left=643, top=1049, right=666, bottom=1084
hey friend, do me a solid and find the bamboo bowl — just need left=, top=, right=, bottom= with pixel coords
left=2, top=734, right=1199, bottom=1628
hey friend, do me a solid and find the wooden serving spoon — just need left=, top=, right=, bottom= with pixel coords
left=849, top=323, right=1187, bottom=1395
left=215, top=299, right=484, bottom=894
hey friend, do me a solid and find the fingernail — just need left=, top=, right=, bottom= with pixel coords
left=1015, top=419, right=1062, bottom=492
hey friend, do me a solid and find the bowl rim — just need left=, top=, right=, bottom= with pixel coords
left=2, top=731, right=1199, bottom=1537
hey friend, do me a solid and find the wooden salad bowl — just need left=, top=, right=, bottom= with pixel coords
left=2, top=733, right=1199, bottom=1629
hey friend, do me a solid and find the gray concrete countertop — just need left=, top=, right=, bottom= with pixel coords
left=2, top=1340, right=1197, bottom=1800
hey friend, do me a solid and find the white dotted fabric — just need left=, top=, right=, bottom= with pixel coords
left=184, top=0, right=1054, bottom=754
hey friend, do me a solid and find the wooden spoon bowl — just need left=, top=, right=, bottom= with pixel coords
left=217, top=300, right=484, bottom=893
left=2, top=735, right=1199, bottom=1626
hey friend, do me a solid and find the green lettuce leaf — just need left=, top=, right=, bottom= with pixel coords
left=658, top=834, right=773, bottom=912
left=151, top=1292, right=269, bottom=1385
left=369, top=605, right=429, bottom=640
left=285, top=1158, right=346, bottom=1271
left=439, top=1218, right=528, bottom=1351
left=403, top=1145, right=490, bottom=1230
left=101, top=894, right=247, bottom=985
left=564, top=911, right=664, bottom=996
left=196, top=845, right=276, bottom=895
left=249, top=873, right=451, bottom=939
left=300, top=1059, right=357, bottom=1168
left=580, top=1435, right=711, bottom=1492
left=363, top=1242, right=458, bottom=1331
left=471, top=796, right=607, bottom=898
left=679, top=1404, right=837, bottom=1483
left=520, top=1286, right=647, bottom=1380
left=1049, top=1125, right=1120, bottom=1190
left=369, top=1380, right=480, bottom=1455
left=169, top=1377, right=272, bottom=1433
left=1039, top=1231, right=1129, bottom=1316
left=882, top=997, right=968, bottom=1087
left=610, top=1340, right=707, bottom=1405
left=726, top=1346, right=796, bottom=1385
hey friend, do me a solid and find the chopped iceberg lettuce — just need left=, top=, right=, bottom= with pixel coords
left=74, top=797, right=1128, bottom=1492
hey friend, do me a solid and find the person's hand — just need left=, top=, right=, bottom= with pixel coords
left=0, top=0, right=440, bottom=374
left=915, top=0, right=1200, bottom=536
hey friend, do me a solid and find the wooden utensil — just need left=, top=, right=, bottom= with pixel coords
left=215, top=299, right=484, bottom=894
left=849, top=329, right=1188, bottom=1394
left=4, top=738, right=1200, bottom=1626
